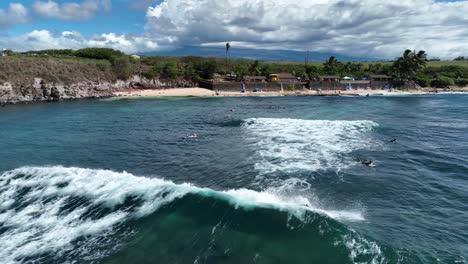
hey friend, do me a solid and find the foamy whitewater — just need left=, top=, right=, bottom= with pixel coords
left=0, top=166, right=366, bottom=263
left=243, top=118, right=379, bottom=173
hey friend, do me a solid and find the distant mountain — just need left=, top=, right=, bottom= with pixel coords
left=140, top=46, right=380, bottom=62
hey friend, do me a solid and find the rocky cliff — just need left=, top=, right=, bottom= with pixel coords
left=0, top=56, right=198, bottom=104
left=0, top=76, right=197, bottom=104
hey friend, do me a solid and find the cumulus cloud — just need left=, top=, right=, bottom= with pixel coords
left=0, top=30, right=158, bottom=54
left=32, top=0, right=111, bottom=20
left=144, top=0, right=468, bottom=58
left=0, top=3, right=29, bottom=29
left=2, top=0, right=468, bottom=58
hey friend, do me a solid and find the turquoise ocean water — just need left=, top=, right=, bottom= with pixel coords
left=0, top=95, right=467, bottom=263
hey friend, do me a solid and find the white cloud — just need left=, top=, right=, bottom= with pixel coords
left=2, top=0, right=468, bottom=58
left=144, top=0, right=468, bottom=58
left=0, top=30, right=158, bottom=54
left=32, top=0, right=111, bottom=20
left=0, top=3, right=29, bottom=29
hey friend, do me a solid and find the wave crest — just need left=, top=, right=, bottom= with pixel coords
left=0, top=166, right=365, bottom=263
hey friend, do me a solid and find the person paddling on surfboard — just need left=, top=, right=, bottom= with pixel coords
left=362, top=160, right=376, bottom=167
left=183, top=133, right=198, bottom=139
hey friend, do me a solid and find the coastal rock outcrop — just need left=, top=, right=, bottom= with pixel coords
left=0, top=75, right=197, bottom=104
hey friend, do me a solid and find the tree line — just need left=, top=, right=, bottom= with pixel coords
left=3, top=48, right=468, bottom=88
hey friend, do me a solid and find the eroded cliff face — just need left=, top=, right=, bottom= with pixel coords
left=0, top=76, right=197, bottom=104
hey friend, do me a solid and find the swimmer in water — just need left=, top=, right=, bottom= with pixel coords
left=362, top=160, right=376, bottom=167
left=183, top=133, right=197, bottom=139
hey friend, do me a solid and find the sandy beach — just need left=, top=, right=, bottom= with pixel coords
left=111, top=87, right=465, bottom=98
left=113, top=88, right=217, bottom=97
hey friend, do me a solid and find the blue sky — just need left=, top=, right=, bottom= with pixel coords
left=0, top=0, right=467, bottom=59
left=0, top=0, right=146, bottom=35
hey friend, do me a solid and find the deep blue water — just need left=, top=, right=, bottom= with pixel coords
left=0, top=95, right=467, bottom=263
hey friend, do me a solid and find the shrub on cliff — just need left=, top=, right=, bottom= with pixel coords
left=142, top=61, right=180, bottom=80
left=0, top=57, right=116, bottom=85
left=162, top=61, right=179, bottom=79
left=431, top=77, right=455, bottom=88
left=194, top=59, right=218, bottom=79
left=143, top=64, right=163, bottom=79
left=455, top=78, right=468, bottom=87
left=23, top=49, right=75, bottom=57
left=416, top=77, right=431, bottom=87
left=75, top=48, right=125, bottom=61
left=112, top=56, right=134, bottom=80
left=183, top=63, right=199, bottom=80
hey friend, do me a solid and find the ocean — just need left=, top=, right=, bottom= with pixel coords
left=0, top=95, right=467, bottom=264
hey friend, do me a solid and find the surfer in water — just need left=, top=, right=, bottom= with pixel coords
left=386, top=138, right=398, bottom=143
left=362, top=160, right=376, bottom=167
left=183, top=133, right=198, bottom=139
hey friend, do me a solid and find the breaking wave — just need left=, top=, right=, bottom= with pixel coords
left=0, top=166, right=395, bottom=263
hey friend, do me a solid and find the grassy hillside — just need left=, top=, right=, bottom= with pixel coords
left=0, top=57, right=117, bottom=85
left=1, top=48, right=467, bottom=88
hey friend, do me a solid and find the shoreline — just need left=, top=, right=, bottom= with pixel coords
left=111, top=87, right=468, bottom=98
left=3, top=87, right=467, bottom=106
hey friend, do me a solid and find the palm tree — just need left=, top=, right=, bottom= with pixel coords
left=415, top=50, right=428, bottom=68
left=323, top=56, right=342, bottom=75
left=226, top=42, right=231, bottom=57
left=392, top=49, right=427, bottom=79
left=225, top=42, right=231, bottom=72
left=248, top=60, right=261, bottom=75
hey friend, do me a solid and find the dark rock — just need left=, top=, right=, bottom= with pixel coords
left=0, top=75, right=198, bottom=104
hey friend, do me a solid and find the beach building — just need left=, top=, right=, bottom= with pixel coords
left=370, top=74, right=393, bottom=89
left=243, top=76, right=267, bottom=83
left=369, top=75, right=392, bottom=82
left=277, top=73, right=300, bottom=83
left=130, top=54, right=141, bottom=60
left=310, top=75, right=341, bottom=89
left=270, top=73, right=300, bottom=83
left=319, top=75, right=340, bottom=82
left=339, top=79, right=371, bottom=89
left=243, top=76, right=268, bottom=91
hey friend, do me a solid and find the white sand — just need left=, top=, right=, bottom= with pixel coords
left=113, top=88, right=216, bottom=97
left=112, top=87, right=468, bottom=98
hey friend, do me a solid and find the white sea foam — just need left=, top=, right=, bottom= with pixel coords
left=0, top=166, right=364, bottom=263
left=243, top=118, right=379, bottom=173
left=343, top=233, right=386, bottom=264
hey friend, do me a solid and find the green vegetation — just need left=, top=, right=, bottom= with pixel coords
left=392, top=50, right=428, bottom=79
left=74, top=48, right=125, bottom=61
left=111, top=56, right=134, bottom=80
left=0, top=56, right=114, bottom=85
left=1, top=48, right=467, bottom=88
